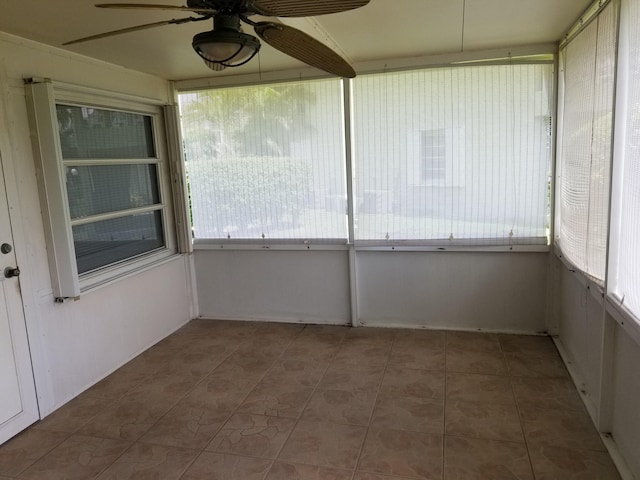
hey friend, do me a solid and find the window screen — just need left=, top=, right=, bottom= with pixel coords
left=179, top=79, right=347, bottom=242
left=352, top=64, right=553, bottom=245
left=556, top=3, right=617, bottom=281
left=56, top=104, right=166, bottom=274
left=610, top=0, right=640, bottom=317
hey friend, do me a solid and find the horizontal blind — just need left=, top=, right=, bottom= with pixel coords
left=179, top=79, right=347, bottom=242
left=556, top=2, right=617, bottom=281
left=611, top=0, right=640, bottom=317
left=351, top=64, right=553, bottom=245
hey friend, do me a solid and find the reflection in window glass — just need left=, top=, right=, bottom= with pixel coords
left=66, top=164, right=160, bottom=219
left=56, top=104, right=155, bottom=159
left=73, top=211, right=165, bottom=274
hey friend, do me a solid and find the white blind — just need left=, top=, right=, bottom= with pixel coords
left=610, top=0, right=640, bottom=317
left=179, top=79, right=347, bottom=242
left=556, top=3, right=617, bottom=281
left=351, top=64, right=553, bottom=245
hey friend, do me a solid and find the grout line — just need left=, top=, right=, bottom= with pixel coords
left=349, top=333, right=396, bottom=478
left=264, top=324, right=347, bottom=477
left=442, top=331, right=449, bottom=479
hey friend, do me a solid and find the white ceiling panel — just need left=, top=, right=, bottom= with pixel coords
left=0, top=0, right=593, bottom=81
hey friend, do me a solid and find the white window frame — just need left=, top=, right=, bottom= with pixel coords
left=26, top=80, right=177, bottom=298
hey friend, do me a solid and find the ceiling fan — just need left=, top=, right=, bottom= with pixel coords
left=63, top=0, right=369, bottom=77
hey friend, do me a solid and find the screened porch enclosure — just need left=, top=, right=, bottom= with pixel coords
left=180, top=63, right=553, bottom=247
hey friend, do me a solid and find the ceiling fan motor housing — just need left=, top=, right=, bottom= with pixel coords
left=192, top=13, right=261, bottom=70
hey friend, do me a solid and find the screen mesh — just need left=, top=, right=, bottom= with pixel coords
left=556, top=3, right=616, bottom=281
left=352, top=64, right=553, bottom=245
left=179, top=79, right=347, bottom=241
left=611, top=0, right=640, bottom=316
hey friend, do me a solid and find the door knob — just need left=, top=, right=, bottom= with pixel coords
left=4, top=267, right=20, bottom=278
left=1, top=243, right=11, bottom=254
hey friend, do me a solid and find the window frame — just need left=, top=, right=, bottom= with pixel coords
left=26, top=80, right=178, bottom=298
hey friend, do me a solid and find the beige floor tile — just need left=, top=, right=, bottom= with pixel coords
left=261, top=359, right=329, bottom=388
left=0, top=429, right=69, bottom=477
left=444, top=435, right=533, bottom=480
left=158, top=350, right=228, bottom=379
left=319, top=364, right=385, bottom=392
left=280, top=342, right=341, bottom=363
left=302, top=388, right=377, bottom=426
left=176, top=319, right=257, bottom=339
left=78, top=398, right=170, bottom=442
left=193, top=365, right=263, bottom=401
left=207, top=413, right=296, bottom=459
left=220, top=351, right=278, bottom=376
left=446, top=347, right=508, bottom=375
left=446, top=372, right=515, bottom=405
left=238, top=382, right=315, bottom=418
left=279, top=420, right=366, bottom=470
left=499, top=334, right=557, bottom=354
left=505, top=350, right=569, bottom=378
left=445, top=401, right=524, bottom=442
left=343, top=327, right=397, bottom=347
left=380, top=367, right=445, bottom=400
left=446, top=331, right=503, bottom=352
left=511, top=376, right=585, bottom=411
left=96, top=443, right=198, bottom=479
left=138, top=401, right=231, bottom=450
left=182, top=451, right=272, bottom=479
left=82, top=371, right=150, bottom=400
left=388, top=344, right=445, bottom=372
left=18, top=435, right=130, bottom=480
left=331, top=342, right=392, bottom=367
left=0, top=322, right=625, bottom=480
left=267, top=460, right=353, bottom=480
left=528, top=443, right=621, bottom=480
left=34, top=395, right=113, bottom=433
left=371, top=392, right=444, bottom=434
left=394, top=330, right=446, bottom=350
left=296, top=325, right=348, bottom=343
left=355, top=473, right=417, bottom=480
left=521, top=407, right=606, bottom=451
left=123, top=372, right=199, bottom=407
left=116, top=346, right=179, bottom=376
left=358, top=427, right=443, bottom=479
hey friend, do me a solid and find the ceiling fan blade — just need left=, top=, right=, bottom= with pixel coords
left=254, top=22, right=355, bottom=78
left=252, top=0, right=369, bottom=17
left=63, top=17, right=197, bottom=45
left=96, top=3, right=217, bottom=14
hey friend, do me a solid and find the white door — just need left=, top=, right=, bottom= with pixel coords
left=0, top=152, right=39, bottom=444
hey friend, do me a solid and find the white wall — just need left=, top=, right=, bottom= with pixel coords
left=195, top=249, right=351, bottom=324
left=357, top=251, right=549, bottom=332
left=552, top=256, right=640, bottom=479
left=611, top=322, right=640, bottom=477
left=0, top=32, right=193, bottom=416
left=196, top=249, right=549, bottom=334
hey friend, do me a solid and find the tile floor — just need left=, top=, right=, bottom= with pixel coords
left=0, top=320, right=623, bottom=479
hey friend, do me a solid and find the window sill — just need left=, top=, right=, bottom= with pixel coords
left=72, top=249, right=182, bottom=298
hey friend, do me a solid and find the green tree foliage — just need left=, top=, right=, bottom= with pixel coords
left=179, top=82, right=317, bottom=236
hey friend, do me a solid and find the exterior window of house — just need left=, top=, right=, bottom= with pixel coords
left=26, top=81, right=176, bottom=297
left=58, top=105, right=166, bottom=274
left=420, top=129, right=446, bottom=184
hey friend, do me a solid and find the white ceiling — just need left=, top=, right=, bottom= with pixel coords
left=0, top=0, right=591, bottom=81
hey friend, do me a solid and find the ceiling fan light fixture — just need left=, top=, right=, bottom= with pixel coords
left=192, top=15, right=261, bottom=71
